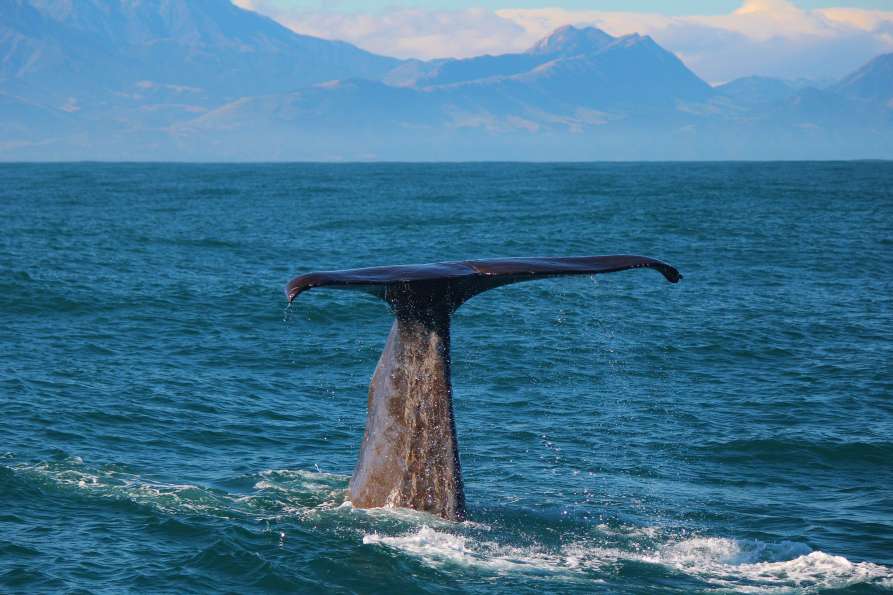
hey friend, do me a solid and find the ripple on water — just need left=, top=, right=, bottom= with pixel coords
left=6, top=456, right=891, bottom=592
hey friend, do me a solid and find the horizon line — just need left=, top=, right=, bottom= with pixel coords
left=1, top=159, right=891, bottom=165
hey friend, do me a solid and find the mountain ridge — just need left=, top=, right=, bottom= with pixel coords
left=833, top=53, right=893, bottom=103
left=0, top=0, right=399, bottom=102
left=0, top=0, right=891, bottom=160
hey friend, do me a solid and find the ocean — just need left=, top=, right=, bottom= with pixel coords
left=1, top=162, right=891, bottom=593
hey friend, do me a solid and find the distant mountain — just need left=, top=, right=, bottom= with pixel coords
left=0, top=0, right=398, bottom=106
left=390, top=25, right=616, bottom=88
left=0, top=1, right=890, bottom=160
left=507, top=33, right=712, bottom=107
left=526, top=25, right=614, bottom=57
left=765, top=55, right=893, bottom=133
left=715, top=76, right=801, bottom=105
left=186, top=30, right=713, bottom=139
left=833, top=53, right=893, bottom=103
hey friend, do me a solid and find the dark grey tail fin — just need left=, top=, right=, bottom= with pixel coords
left=286, top=255, right=681, bottom=520
left=287, top=255, right=680, bottom=314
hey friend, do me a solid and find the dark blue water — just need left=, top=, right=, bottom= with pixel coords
left=1, top=162, right=892, bottom=593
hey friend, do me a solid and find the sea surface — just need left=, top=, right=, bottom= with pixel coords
left=1, top=162, right=892, bottom=594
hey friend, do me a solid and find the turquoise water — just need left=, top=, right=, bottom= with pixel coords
left=1, top=162, right=892, bottom=593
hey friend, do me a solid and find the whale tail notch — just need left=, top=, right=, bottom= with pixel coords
left=285, top=255, right=681, bottom=520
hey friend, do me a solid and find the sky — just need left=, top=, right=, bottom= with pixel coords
left=232, top=0, right=893, bottom=83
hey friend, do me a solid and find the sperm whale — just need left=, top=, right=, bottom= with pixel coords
left=285, top=255, right=681, bottom=521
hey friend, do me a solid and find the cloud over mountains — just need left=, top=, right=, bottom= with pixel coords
left=236, top=0, right=893, bottom=82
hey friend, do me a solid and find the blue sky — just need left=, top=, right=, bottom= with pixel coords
left=235, top=0, right=893, bottom=82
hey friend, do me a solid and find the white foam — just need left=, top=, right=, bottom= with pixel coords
left=364, top=526, right=472, bottom=564
left=14, top=460, right=891, bottom=591
left=13, top=461, right=348, bottom=520
left=651, top=536, right=811, bottom=566
left=637, top=537, right=892, bottom=592
left=362, top=528, right=893, bottom=590
left=352, top=504, right=461, bottom=527
left=363, top=526, right=581, bottom=575
left=258, top=468, right=346, bottom=481
left=12, top=461, right=236, bottom=516
left=594, top=522, right=662, bottom=539
left=253, top=468, right=349, bottom=504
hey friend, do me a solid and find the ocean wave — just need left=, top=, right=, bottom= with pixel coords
left=363, top=526, right=579, bottom=576
left=363, top=526, right=893, bottom=591
left=8, top=458, right=891, bottom=592
left=643, top=536, right=893, bottom=593
left=8, top=459, right=350, bottom=522
left=10, top=459, right=237, bottom=518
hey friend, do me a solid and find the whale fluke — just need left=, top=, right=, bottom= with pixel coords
left=286, top=255, right=681, bottom=520
left=286, top=255, right=680, bottom=306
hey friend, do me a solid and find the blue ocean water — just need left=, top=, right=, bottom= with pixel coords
left=1, top=162, right=892, bottom=593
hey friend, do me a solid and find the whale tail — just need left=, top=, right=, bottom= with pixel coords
left=286, top=255, right=681, bottom=520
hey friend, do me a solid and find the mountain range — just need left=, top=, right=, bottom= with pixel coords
left=1, top=0, right=891, bottom=160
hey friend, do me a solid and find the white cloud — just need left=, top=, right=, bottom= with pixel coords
left=233, top=0, right=893, bottom=83
left=272, top=8, right=529, bottom=59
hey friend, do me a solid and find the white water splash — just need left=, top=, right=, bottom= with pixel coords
left=363, top=527, right=893, bottom=591
left=643, top=536, right=893, bottom=592
left=363, top=526, right=579, bottom=575
left=11, top=459, right=891, bottom=591
left=364, top=526, right=472, bottom=564
left=254, top=468, right=347, bottom=496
